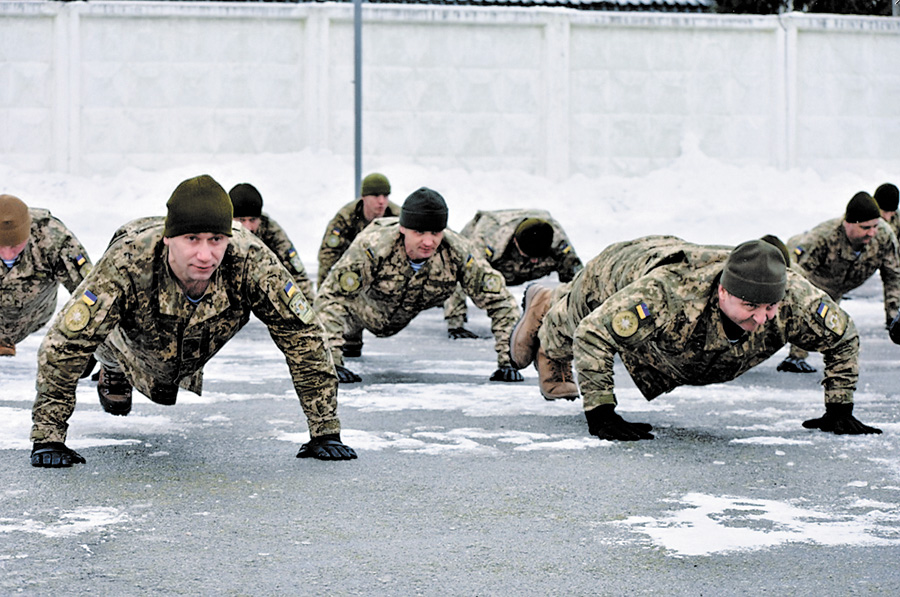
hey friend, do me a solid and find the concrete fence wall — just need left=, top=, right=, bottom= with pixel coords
left=1, top=1, right=898, bottom=179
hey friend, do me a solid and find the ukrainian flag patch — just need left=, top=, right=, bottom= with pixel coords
left=816, top=301, right=845, bottom=335
left=81, top=290, right=98, bottom=306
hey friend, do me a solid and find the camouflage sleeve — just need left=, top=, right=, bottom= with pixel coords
left=572, top=277, right=671, bottom=411
left=785, top=284, right=859, bottom=405
left=247, top=246, right=341, bottom=438
left=316, top=211, right=353, bottom=288
left=47, top=217, right=93, bottom=294
left=262, top=219, right=314, bottom=299
left=31, top=258, right=126, bottom=444
left=555, top=241, right=583, bottom=284
left=458, top=253, right=520, bottom=368
left=878, top=233, right=900, bottom=324
left=442, top=285, right=468, bottom=328
left=312, top=240, right=372, bottom=366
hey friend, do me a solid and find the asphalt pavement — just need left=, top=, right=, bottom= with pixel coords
left=2, top=281, right=900, bottom=596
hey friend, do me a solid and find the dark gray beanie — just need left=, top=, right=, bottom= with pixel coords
left=229, top=183, right=263, bottom=218
left=845, top=191, right=881, bottom=224
left=874, top=183, right=899, bottom=212
left=164, top=175, right=233, bottom=238
left=400, top=187, right=448, bottom=232
left=721, top=240, right=787, bottom=304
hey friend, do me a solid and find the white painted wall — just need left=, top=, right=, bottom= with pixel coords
left=1, top=1, right=898, bottom=178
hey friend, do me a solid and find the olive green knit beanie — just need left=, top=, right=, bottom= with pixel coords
left=0, top=194, right=31, bottom=247
left=721, top=240, right=787, bottom=304
left=514, top=218, right=553, bottom=258
left=164, top=175, right=233, bottom=238
left=361, top=173, right=391, bottom=197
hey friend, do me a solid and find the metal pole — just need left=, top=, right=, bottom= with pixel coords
left=353, top=0, right=363, bottom=198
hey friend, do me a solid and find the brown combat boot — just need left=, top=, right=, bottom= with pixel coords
left=97, top=367, right=133, bottom=416
left=0, top=343, right=15, bottom=357
left=509, top=284, right=552, bottom=369
left=535, top=347, right=579, bottom=401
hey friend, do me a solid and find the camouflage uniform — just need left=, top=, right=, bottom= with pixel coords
left=250, top=212, right=314, bottom=298
left=883, top=212, right=900, bottom=240
left=443, top=209, right=583, bottom=328
left=536, top=236, right=858, bottom=412
left=1, top=208, right=92, bottom=347
left=314, top=217, right=520, bottom=368
left=316, top=198, right=401, bottom=288
left=31, top=217, right=340, bottom=444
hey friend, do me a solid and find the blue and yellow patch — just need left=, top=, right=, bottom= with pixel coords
left=610, top=302, right=652, bottom=339
left=282, top=281, right=314, bottom=324
left=63, top=289, right=98, bottom=332
left=484, top=245, right=495, bottom=260
left=793, top=246, right=805, bottom=257
left=816, top=301, right=845, bottom=335
left=465, top=254, right=475, bottom=268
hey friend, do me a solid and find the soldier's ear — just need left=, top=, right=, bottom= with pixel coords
left=163, top=237, right=171, bottom=247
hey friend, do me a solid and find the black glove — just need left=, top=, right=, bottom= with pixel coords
left=802, top=403, right=882, bottom=435
left=31, top=442, right=86, bottom=468
left=585, top=404, right=654, bottom=441
left=296, top=434, right=358, bottom=460
left=448, top=327, right=479, bottom=340
left=490, top=366, right=524, bottom=382
left=889, top=312, right=900, bottom=345
left=335, top=365, right=361, bottom=383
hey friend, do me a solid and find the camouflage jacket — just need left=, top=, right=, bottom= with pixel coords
left=0, top=208, right=92, bottom=346
left=316, top=198, right=401, bottom=287
left=884, top=213, right=900, bottom=240
left=569, top=242, right=858, bottom=412
left=788, top=217, right=900, bottom=324
left=251, top=212, right=314, bottom=298
left=314, top=218, right=520, bottom=367
left=31, top=218, right=339, bottom=444
left=443, top=209, right=583, bottom=328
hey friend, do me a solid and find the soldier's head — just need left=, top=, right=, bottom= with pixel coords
left=163, top=175, right=233, bottom=287
left=843, top=191, right=881, bottom=251
left=399, top=187, right=448, bottom=262
left=0, top=194, right=31, bottom=261
left=360, top=173, right=391, bottom=223
left=513, top=218, right=553, bottom=263
left=874, top=183, right=899, bottom=222
left=717, top=240, right=787, bottom=333
left=229, top=183, right=263, bottom=234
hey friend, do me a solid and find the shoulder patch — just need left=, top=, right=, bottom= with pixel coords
left=816, top=301, right=846, bottom=336
left=280, top=281, right=315, bottom=324
left=465, top=254, right=475, bottom=268
left=287, top=246, right=304, bottom=273
left=63, top=290, right=99, bottom=332
left=325, top=229, right=342, bottom=248
left=72, top=253, right=92, bottom=277
left=365, top=247, right=375, bottom=261
left=339, top=270, right=361, bottom=293
left=793, top=246, right=805, bottom=257
left=484, top=245, right=495, bottom=260
left=609, top=302, right=652, bottom=339
left=481, top=271, right=504, bottom=293
left=561, top=243, right=571, bottom=255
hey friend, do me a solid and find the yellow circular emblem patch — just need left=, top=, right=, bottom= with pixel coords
left=339, top=271, right=361, bottom=292
left=326, top=234, right=342, bottom=248
left=64, top=302, right=91, bottom=332
left=611, top=310, right=639, bottom=338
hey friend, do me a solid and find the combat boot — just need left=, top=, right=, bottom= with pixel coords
left=509, top=284, right=552, bottom=369
left=535, top=347, right=579, bottom=401
left=97, top=367, right=133, bottom=416
left=0, top=343, right=15, bottom=357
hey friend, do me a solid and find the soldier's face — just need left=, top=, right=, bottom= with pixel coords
left=163, top=233, right=230, bottom=285
left=717, top=285, right=780, bottom=332
left=399, top=226, right=443, bottom=261
left=362, top=194, right=390, bottom=222
left=234, top=216, right=260, bottom=234
left=843, top=218, right=880, bottom=250
left=0, top=238, right=28, bottom=261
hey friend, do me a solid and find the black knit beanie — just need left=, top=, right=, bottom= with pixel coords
left=845, top=191, right=881, bottom=224
left=514, top=218, right=553, bottom=258
left=400, top=187, right=448, bottom=232
left=874, top=183, right=899, bottom=212
left=229, top=183, right=263, bottom=218
left=721, top=240, right=786, bottom=304
left=164, top=175, right=233, bottom=238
